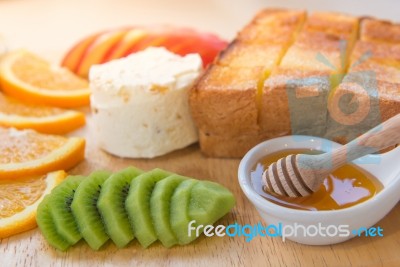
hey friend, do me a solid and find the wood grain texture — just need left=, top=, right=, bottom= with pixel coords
left=1, top=114, right=400, bottom=267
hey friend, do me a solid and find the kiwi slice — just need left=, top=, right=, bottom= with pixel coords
left=150, top=174, right=187, bottom=248
left=48, top=175, right=85, bottom=245
left=37, top=167, right=236, bottom=251
left=97, top=167, right=143, bottom=248
left=170, top=179, right=199, bottom=245
left=189, top=181, right=236, bottom=226
left=125, top=168, right=172, bottom=248
left=71, top=170, right=112, bottom=250
left=36, top=195, right=71, bottom=251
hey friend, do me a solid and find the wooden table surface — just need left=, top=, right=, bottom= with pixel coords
left=1, top=1, right=400, bottom=266
left=2, top=120, right=400, bottom=267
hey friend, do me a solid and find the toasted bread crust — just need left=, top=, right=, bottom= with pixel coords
left=260, top=12, right=358, bottom=141
left=190, top=65, right=261, bottom=137
left=238, top=9, right=306, bottom=45
left=190, top=9, right=400, bottom=158
left=361, top=18, right=400, bottom=44
left=303, top=12, right=359, bottom=38
left=190, top=9, right=306, bottom=142
left=198, top=131, right=272, bottom=158
left=218, top=40, right=284, bottom=69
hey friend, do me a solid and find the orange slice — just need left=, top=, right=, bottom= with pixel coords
left=0, top=50, right=90, bottom=108
left=0, top=93, right=85, bottom=134
left=0, top=127, right=85, bottom=180
left=0, top=170, right=66, bottom=238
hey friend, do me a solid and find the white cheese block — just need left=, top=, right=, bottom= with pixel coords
left=89, top=47, right=202, bottom=158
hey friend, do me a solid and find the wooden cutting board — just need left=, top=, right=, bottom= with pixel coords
left=2, top=114, right=400, bottom=267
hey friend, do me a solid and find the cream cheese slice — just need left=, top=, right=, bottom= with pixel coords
left=89, top=47, right=202, bottom=158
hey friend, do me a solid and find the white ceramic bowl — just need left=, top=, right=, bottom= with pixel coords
left=238, top=135, right=400, bottom=245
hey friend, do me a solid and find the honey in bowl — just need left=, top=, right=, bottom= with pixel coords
left=251, top=149, right=383, bottom=211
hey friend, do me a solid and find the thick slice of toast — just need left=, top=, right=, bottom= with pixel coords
left=190, top=9, right=306, bottom=157
left=326, top=18, right=400, bottom=142
left=198, top=131, right=271, bottom=158
left=218, top=41, right=285, bottom=70
left=279, top=33, right=343, bottom=72
left=262, top=69, right=331, bottom=138
left=190, top=65, right=262, bottom=137
left=303, top=12, right=359, bottom=38
left=351, top=53, right=400, bottom=84
left=238, top=9, right=306, bottom=45
left=260, top=12, right=359, bottom=139
left=351, top=41, right=400, bottom=69
left=360, top=18, right=400, bottom=44
left=190, top=10, right=400, bottom=158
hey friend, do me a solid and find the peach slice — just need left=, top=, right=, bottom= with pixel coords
left=103, top=28, right=147, bottom=62
left=61, top=26, right=228, bottom=78
left=61, top=32, right=103, bottom=73
left=76, top=29, right=128, bottom=78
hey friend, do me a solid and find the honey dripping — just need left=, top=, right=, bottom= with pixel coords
left=251, top=149, right=383, bottom=211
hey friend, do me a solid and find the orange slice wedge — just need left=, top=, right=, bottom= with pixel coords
left=0, top=171, right=66, bottom=238
left=0, top=93, right=85, bottom=134
left=0, top=50, right=90, bottom=108
left=0, top=127, right=85, bottom=180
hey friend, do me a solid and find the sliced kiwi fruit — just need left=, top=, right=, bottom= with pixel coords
left=189, top=181, right=236, bottom=226
left=125, top=168, right=172, bottom=248
left=71, top=170, right=112, bottom=250
left=170, top=179, right=199, bottom=245
left=37, top=167, right=236, bottom=251
left=48, top=175, right=85, bottom=245
left=150, top=174, right=187, bottom=248
left=36, top=195, right=71, bottom=251
left=97, top=167, right=143, bottom=248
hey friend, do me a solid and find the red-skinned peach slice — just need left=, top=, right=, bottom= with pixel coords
left=103, top=28, right=148, bottom=61
left=189, top=35, right=227, bottom=66
left=62, top=26, right=228, bottom=77
left=76, top=29, right=129, bottom=77
left=122, top=35, right=170, bottom=57
left=61, top=32, right=103, bottom=73
left=151, top=31, right=227, bottom=66
left=165, top=35, right=199, bottom=54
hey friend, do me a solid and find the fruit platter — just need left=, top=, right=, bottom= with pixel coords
left=1, top=1, right=400, bottom=266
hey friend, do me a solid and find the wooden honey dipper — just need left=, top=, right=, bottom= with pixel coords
left=262, top=113, right=400, bottom=197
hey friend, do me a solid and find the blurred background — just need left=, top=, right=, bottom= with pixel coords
left=0, top=0, right=398, bottom=61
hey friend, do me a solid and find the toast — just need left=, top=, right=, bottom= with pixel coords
left=327, top=19, right=400, bottom=142
left=261, top=12, right=359, bottom=141
left=190, top=9, right=400, bottom=157
left=190, top=9, right=306, bottom=156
